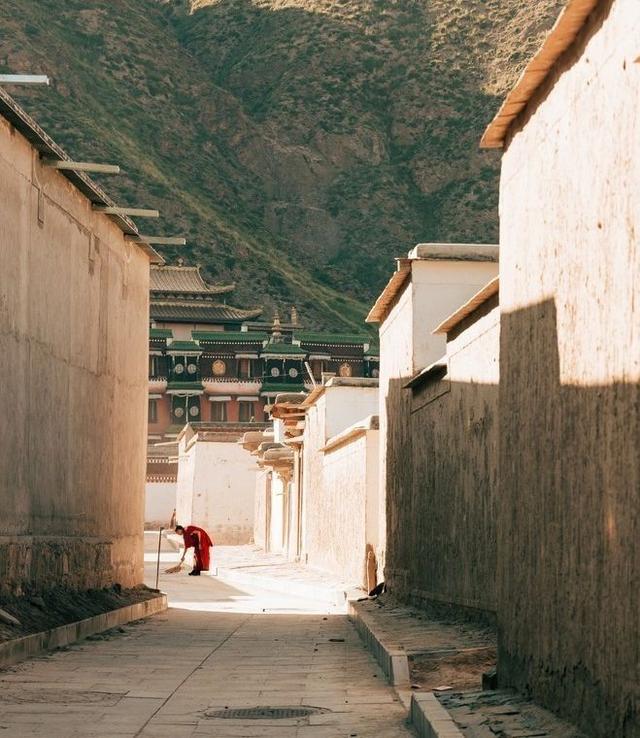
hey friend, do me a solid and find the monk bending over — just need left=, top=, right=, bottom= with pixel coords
left=175, top=524, right=213, bottom=576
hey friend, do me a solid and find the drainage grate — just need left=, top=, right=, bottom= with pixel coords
left=205, top=705, right=326, bottom=720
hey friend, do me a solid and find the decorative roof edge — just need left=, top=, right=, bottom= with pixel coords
left=193, top=331, right=268, bottom=342
left=0, top=86, right=163, bottom=264
left=367, top=243, right=498, bottom=325
left=480, top=0, right=601, bottom=149
left=366, top=258, right=412, bottom=324
left=433, top=276, right=500, bottom=335
left=403, top=360, right=448, bottom=390
left=150, top=264, right=236, bottom=295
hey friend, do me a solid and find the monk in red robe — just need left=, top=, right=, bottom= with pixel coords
left=175, top=524, right=213, bottom=576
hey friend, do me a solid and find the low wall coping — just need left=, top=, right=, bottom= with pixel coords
left=0, top=593, right=167, bottom=669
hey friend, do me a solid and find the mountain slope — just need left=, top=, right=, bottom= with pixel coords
left=0, top=0, right=563, bottom=328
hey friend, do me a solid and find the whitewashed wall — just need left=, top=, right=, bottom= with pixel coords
left=311, top=429, right=379, bottom=586
left=301, top=381, right=379, bottom=586
left=377, top=255, right=498, bottom=579
left=0, top=107, right=149, bottom=594
left=144, top=482, right=177, bottom=529
left=176, top=435, right=255, bottom=544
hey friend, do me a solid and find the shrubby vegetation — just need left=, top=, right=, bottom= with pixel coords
left=0, top=0, right=562, bottom=328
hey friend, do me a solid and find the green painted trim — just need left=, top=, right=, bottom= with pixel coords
left=193, top=331, right=268, bottom=343
left=295, top=332, right=369, bottom=345
left=260, top=381, right=307, bottom=395
left=167, top=341, right=202, bottom=352
left=262, top=342, right=307, bottom=356
left=166, top=381, right=204, bottom=390
left=150, top=328, right=173, bottom=338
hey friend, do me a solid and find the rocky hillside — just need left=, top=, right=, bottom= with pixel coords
left=0, top=0, right=563, bottom=329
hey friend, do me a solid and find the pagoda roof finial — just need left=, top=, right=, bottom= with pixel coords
left=271, top=308, right=283, bottom=342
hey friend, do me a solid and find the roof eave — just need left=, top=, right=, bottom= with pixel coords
left=0, top=87, right=163, bottom=264
left=480, top=0, right=601, bottom=149
left=433, top=276, right=500, bottom=335
left=403, top=360, right=448, bottom=390
left=365, top=258, right=412, bottom=324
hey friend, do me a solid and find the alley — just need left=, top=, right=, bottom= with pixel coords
left=0, top=535, right=414, bottom=738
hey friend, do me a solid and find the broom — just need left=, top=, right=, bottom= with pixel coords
left=164, top=563, right=183, bottom=574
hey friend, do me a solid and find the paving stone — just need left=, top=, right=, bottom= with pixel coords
left=0, top=537, right=415, bottom=738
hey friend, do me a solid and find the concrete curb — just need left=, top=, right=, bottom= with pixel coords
left=216, top=566, right=348, bottom=607
left=410, top=693, right=464, bottom=738
left=0, top=593, right=167, bottom=669
left=347, top=599, right=410, bottom=686
left=347, top=600, right=464, bottom=737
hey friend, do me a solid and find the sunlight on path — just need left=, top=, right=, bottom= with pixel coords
left=143, top=530, right=345, bottom=615
left=0, top=533, right=414, bottom=737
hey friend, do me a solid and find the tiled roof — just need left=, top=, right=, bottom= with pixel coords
left=295, top=332, right=369, bottom=345
left=150, top=265, right=234, bottom=295
left=167, top=340, right=202, bottom=352
left=166, top=380, right=204, bottom=392
left=261, top=342, right=307, bottom=357
left=150, top=302, right=262, bottom=323
left=150, top=328, right=173, bottom=339
left=193, top=331, right=268, bottom=343
left=481, top=0, right=600, bottom=148
left=261, top=381, right=307, bottom=395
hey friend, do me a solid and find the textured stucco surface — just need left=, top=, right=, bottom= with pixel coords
left=253, top=468, right=269, bottom=550
left=144, top=482, right=176, bottom=529
left=311, top=431, right=379, bottom=587
left=386, top=303, right=499, bottom=614
left=176, top=432, right=255, bottom=544
left=498, top=1, right=640, bottom=734
left=378, top=259, right=498, bottom=580
left=0, top=115, right=149, bottom=595
left=302, top=385, right=379, bottom=585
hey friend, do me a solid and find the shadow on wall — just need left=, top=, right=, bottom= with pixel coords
left=386, top=300, right=640, bottom=738
left=384, top=297, right=638, bottom=736
left=499, top=298, right=639, bottom=738
left=384, top=373, right=498, bottom=623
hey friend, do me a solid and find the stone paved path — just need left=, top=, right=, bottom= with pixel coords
left=0, top=534, right=414, bottom=737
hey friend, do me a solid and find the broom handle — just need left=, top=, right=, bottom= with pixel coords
left=155, top=526, right=163, bottom=589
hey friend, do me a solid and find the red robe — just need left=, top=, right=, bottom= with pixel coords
left=182, top=525, right=213, bottom=571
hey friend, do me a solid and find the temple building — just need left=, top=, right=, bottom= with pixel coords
left=145, top=263, right=378, bottom=527
left=148, top=264, right=379, bottom=443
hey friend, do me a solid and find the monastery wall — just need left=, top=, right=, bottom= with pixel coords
left=0, top=114, right=149, bottom=595
left=252, top=468, right=269, bottom=550
left=267, top=473, right=286, bottom=554
left=302, top=382, right=378, bottom=585
left=144, top=482, right=176, bottom=529
left=386, top=303, right=499, bottom=616
left=377, top=281, right=414, bottom=581
left=498, top=1, right=640, bottom=733
left=309, top=424, right=378, bottom=588
left=176, top=427, right=256, bottom=545
left=379, top=256, right=498, bottom=594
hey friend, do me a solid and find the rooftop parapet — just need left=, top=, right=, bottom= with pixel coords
left=366, top=242, right=499, bottom=324
left=408, top=243, right=499, bottom=261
